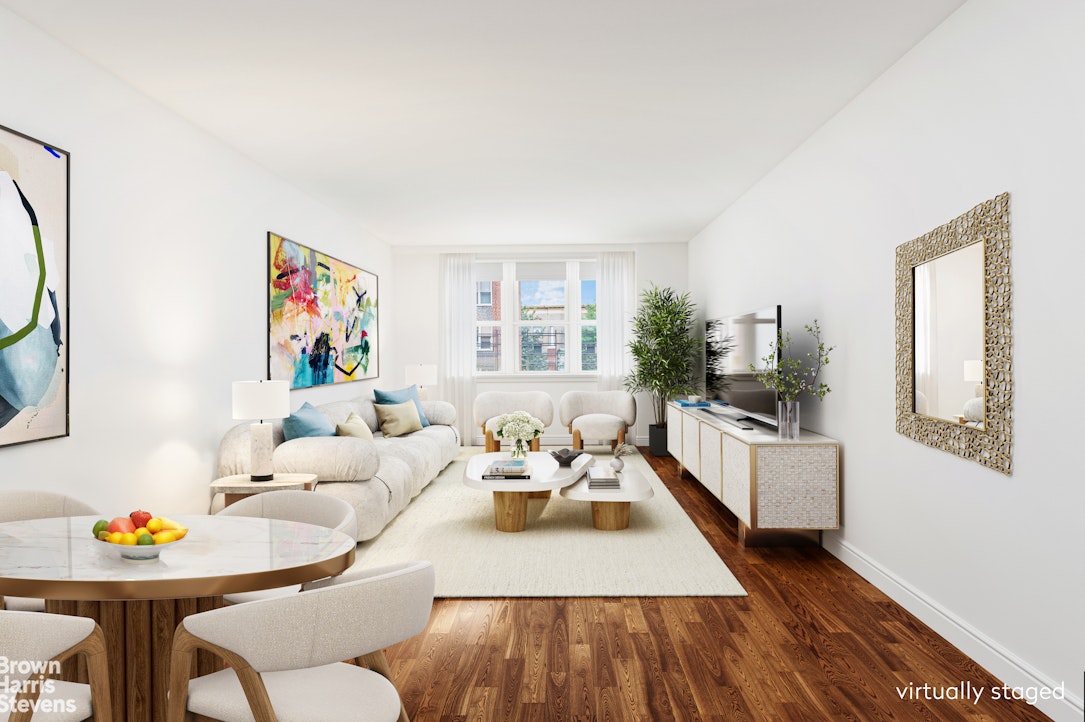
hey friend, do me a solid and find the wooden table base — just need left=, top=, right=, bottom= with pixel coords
left=590, top=501, right=631, bottom=530
left=492, top=491, right=528, bottom=532
left=48, top=596, right=223, bottom=722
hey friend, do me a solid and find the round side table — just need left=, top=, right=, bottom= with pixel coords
left=210, top=472, right=318, bottom=509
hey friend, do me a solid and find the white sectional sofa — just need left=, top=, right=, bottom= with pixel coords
left=217, top=395, right=459, bottom=541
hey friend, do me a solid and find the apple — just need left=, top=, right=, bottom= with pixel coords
left=130, top=509, right=152, bottom=528
left=107, top=516, right=136, bottom=534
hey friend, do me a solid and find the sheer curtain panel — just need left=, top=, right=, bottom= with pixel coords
left=596, top=251, right=635, bottom=390
left=440, top=253, right=477, bottom=443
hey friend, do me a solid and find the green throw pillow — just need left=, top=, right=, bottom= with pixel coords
left=282, top=402, right=335, bottom=440
left=374, top=400, right=423, bottom=438
left=336, top=411, right=374, bottom=440
left=374, top=385, right=430, bottom=427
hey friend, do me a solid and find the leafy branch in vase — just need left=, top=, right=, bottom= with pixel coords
left=750, top=320, right=834, bottom=403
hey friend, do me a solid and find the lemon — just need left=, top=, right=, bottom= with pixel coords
left=119, top=532, right=138, bottom=546
left=152, top=530, right=177, bottom=545
left=146, top=518, right=163, bottom=534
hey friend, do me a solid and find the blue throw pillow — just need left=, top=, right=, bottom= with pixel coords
left=282, top=402, right=336, bottom=440
left=373, top=385, right=430, bottom=427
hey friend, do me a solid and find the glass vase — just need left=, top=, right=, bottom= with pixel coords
left=778, top=400, right=800, bottom=441
left=510, top=439, right=528, bottom=459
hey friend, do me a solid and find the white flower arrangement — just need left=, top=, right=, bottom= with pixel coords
left=493, top=411, right=545, bottom=443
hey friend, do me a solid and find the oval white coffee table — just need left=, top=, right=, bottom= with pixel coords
left=560, top=468, right=655, bottom=530
left=464, top=452, right=592, bottom=532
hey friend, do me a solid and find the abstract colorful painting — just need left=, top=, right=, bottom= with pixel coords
left=268, top=232, right=378, bottom=389
left=0, top=125, right=69, bottom=448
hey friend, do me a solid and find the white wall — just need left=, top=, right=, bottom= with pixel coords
left=0, top=8, right=393, bottom=514
left=389, top=243, right=687, bottom=445
left=687, top=2, right=1083, bottom=720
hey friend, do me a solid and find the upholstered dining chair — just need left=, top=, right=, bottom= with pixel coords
left=558, top=390, right=637, bottom=451
left=0, top=610, right=113, bottom=722
left=472, top=391, right=554, bottom=452
left=167, top=560, right=435, bottom=722
left=214, top=490, right=358, bottom=605
left=0, top=490, right=98, bottom=613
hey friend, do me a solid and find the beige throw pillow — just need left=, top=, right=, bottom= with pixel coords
left=374, top=400, right=423, bottom=438
left=336, top=411, right=374, bottom=440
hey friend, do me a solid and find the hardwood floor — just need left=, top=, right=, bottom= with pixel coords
left=385, top=451, right=1051, bottom=721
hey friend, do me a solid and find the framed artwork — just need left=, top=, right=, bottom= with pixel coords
left=268, top=232, right=379, bottom=389
left=0, top=124, right=69, bottom=448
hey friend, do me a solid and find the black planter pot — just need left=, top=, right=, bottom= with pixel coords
left=648, top=424, right=670, bottom=457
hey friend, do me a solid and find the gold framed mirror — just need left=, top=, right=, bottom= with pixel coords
left=895, top=193, right=1013, bottom=474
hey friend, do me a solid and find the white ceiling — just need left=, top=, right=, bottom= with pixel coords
left=2, top=0, right=964, bottom=247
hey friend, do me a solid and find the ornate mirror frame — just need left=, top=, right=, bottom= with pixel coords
left=895, top=192, right=1013, bottom=475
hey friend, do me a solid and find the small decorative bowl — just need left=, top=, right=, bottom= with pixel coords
left=95, top=536, right=184, bottom=563
left=549, top=448, right=585, bottom=467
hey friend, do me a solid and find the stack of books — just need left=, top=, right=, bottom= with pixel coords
left=482, top=458, right=532, bottom=480
left=586, top=465, right=621, bottom=489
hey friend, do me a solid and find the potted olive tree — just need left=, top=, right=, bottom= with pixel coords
left=624, top=285, right=701, bottom=456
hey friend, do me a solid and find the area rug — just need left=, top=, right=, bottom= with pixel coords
left=352, top=447, right=746, bottom=597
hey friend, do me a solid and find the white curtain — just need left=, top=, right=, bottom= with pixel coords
left=596, top=251, right=635, bottom=390
left=913, top=261, right=938, bottom=415
left=440, top=253, right=477, bottom=443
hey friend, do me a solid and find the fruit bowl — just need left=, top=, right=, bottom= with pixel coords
left=94, top=536, right=184, bottom=563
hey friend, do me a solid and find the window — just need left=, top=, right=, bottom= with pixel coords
left=475, top=260, right=597, bottom=374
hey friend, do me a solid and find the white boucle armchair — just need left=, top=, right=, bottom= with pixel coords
left=472, top=391, right=554, bottom=451
left=558, top=390, right=637, bottom=450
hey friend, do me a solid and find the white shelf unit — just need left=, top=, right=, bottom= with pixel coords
left=666, top=402, right=840, bottom=541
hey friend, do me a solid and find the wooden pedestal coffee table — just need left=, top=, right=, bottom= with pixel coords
left=560, top=468, right=655, bottom=530
left=463, top=452, right=592, bottom=532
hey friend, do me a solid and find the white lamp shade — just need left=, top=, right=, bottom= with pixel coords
left=404, top=364, right=438, bottom=387
left=232, top=380, right=290, bottom=420
left=962, top=360, right=983, bottom=383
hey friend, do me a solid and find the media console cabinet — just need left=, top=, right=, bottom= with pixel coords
left=666, top=401, right=840, bottom=544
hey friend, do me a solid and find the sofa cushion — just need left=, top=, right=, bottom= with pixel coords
left=273, top=436, right=380, bottom=481
left=374, top=401, right=424, bottom=438
left=282, top=402, right=335, bottom=440
left=336, top=412, right=374, bottom=440
left=374, top=385, right=430, bottom=427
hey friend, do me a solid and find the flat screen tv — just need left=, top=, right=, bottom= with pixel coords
left=709, top=305, right=781, bottom=425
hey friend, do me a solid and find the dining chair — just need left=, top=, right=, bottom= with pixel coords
left=214, top=490, right=358, bottom=605
left=472, top=391, right=553, bottom=451
left=167, top=560, right=435, bottom=722
left=0, top=491, right=98, bottom=613
left=558, top=390, right=637, bottom=450
left=0, top=610, right=112, bottom=722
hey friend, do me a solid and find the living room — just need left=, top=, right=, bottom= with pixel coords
left=0, top=1, right=1081, bottom=721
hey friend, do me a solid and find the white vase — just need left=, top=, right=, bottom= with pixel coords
left=610, top=457, right=625, bottom=472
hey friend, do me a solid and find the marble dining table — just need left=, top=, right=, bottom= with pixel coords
left=0, top=513, right=356, bottom=722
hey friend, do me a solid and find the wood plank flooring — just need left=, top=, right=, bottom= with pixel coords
left=385, top=451, right=1052, bottom=721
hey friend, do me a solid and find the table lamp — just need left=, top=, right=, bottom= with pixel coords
left=962, top=359, right=983, bottom=398
left=404, top=363, right=438, bottom=400
left=232, top=380, right=290, bottom=481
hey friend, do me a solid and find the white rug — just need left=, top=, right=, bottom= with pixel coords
left=353, top=448, right=746, bottom=597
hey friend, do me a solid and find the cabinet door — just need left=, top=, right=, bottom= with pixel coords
left=681, top=413, right=700, bottom=479
left=754, top=445, right=840, bottom=529
left=721, top=434, right=752, bottom=527
left=698, top=423, right=722, bottom=500
left=666, top=405, right=682, bottom=461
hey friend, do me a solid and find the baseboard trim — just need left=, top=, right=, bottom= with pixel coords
left=823, top=536, right=1083, bottom=722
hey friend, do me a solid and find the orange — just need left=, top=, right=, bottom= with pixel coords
left=152, top=530, right=177, bottom=545
left=119, top=532, right=138, bottom=546
left=145, top=518, right=163, bottom=534
left=106, top=531, right=123, bottom=544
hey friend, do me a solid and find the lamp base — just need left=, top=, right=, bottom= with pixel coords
left=249, top=421, right=275, bottom=482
